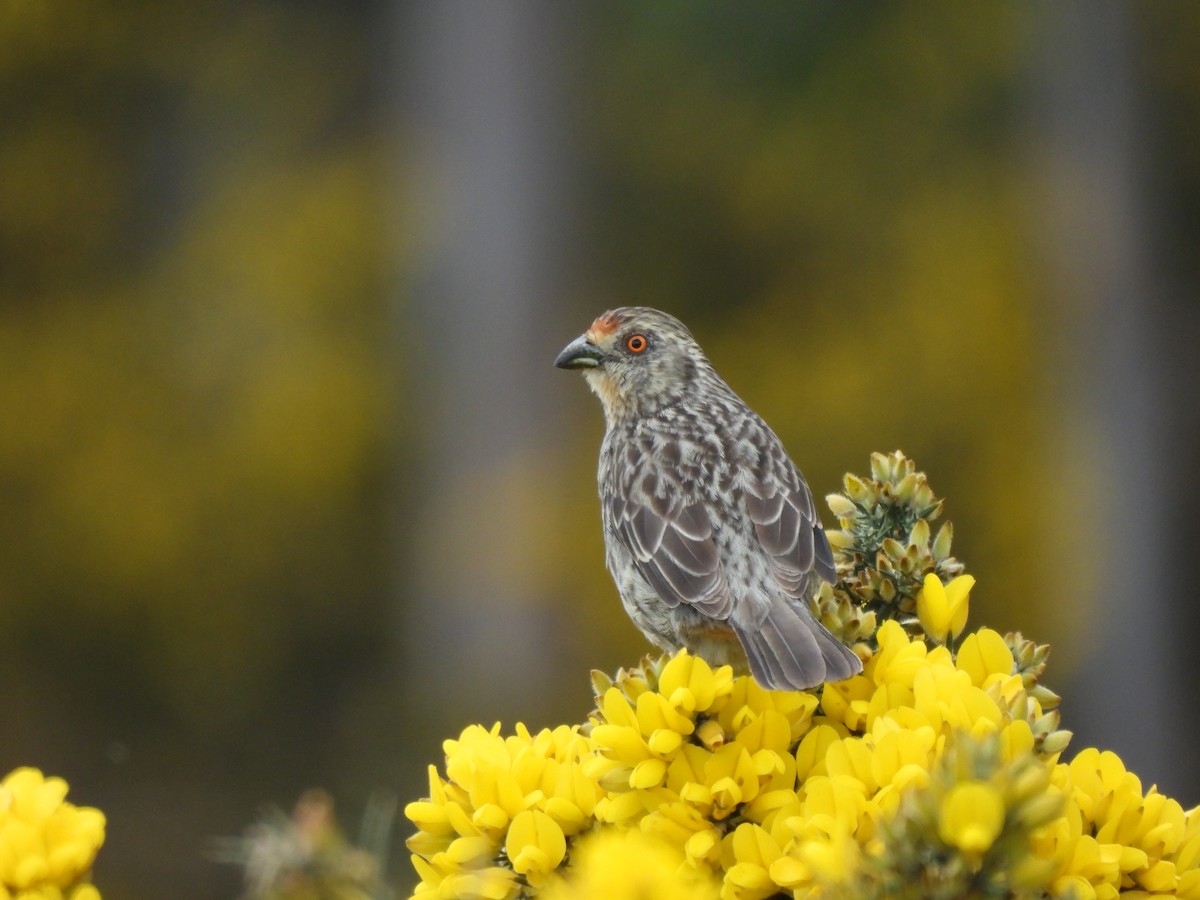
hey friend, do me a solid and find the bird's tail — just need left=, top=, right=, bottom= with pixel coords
left=733, top=604, right=862, bottom=692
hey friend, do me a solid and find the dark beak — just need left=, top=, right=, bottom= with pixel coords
left=555, top=334, right=604, bottom=370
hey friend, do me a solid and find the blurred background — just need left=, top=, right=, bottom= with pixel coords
left=2, top=1, right=1199, bottom=895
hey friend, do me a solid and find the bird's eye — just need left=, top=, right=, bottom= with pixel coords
left=626, top=334, right=648, bottom=353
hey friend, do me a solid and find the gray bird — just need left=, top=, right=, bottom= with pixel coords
left=556, top=307, right=862, bottom=691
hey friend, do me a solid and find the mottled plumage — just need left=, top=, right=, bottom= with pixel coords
left=556, top=307, right=862, bottom=690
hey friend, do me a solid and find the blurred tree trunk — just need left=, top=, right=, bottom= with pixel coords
left=396, top=2, right=577, bottom=730
left=1031, top=3, right=1191, bottom=796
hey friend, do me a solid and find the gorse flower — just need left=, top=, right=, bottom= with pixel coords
left=0, top=767, right=105, bottom=900
left=403, top=453, right=1200, bottom=899
left=939, top=780, right=1007, bottom=854
left=406, top=723, right=603, bottom=899
left=541, top=828, right=718, bottom=900
left=1042, top=749, right=1200, bottom=899
left=917, top=572, right=975, bottom=644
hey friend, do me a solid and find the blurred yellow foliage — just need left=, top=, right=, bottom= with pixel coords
left=0, top=2, right=390, bottom=738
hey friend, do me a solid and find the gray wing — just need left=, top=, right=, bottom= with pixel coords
left=742, top=439, right=836, bottom=597
left=735, top=437, right=860, bottom=689
left=606, top=466, right=733, bottom=619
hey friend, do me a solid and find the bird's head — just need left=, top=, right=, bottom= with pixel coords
left=555, top=307, right=711, bottom=422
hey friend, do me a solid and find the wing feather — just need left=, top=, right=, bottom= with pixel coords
left=607, top=472, right=732, bottom=619
left=744, top=445, right=835, bottom=595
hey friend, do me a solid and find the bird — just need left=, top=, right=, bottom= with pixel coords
left=555, top=307, right=862, bottom=691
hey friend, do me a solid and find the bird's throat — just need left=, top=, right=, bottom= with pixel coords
left=584, top=369, right=632, bottom=425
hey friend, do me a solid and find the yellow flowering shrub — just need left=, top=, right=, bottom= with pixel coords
left=406, top=723, right=603, bottom=899
left=404, top=453, right=1200, bottom=899
left=0, top=767, right=105, bottom=900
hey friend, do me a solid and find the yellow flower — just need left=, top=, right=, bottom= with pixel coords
left=713, top=673, right=817, bottom=743
left=939, top=780, right=1006, bottom=854
left=955, top=628, right=1015, bottom=688
left=917, top=573, right=975, bottom=643
left=409, top=857, right=514, bottom=900
left=798, top=827, right=860, bottom=886
left=1035, top=746, right=1200, bottom=897
left=540, top=828, right=718, bottom=900
left=0, top=768, right=105, bottom=897
left=405, top=722, right=602, bottom=899
left=657, top=649, right=734, bottom=713
left=640, top=800, right=720, bottom=866
left=505, top=810, right=566, bottom=885
left=721, top=822, right=786, bottom=900
left=865, top=725, right=937, bottom=811
left=868, top=619, right=930, bottom=688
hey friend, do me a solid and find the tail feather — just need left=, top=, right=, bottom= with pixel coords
left=752, top=615, right=809, bottom=689
left=812, top=620, right=862, bottom=683
left=733, top=602, right=862, bottom=691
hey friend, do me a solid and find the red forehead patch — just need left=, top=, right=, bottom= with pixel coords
left=587, top=311, right=621, bottom=341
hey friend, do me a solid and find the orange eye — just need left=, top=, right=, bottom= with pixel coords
left=626, top=334, right=648, bottom=353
